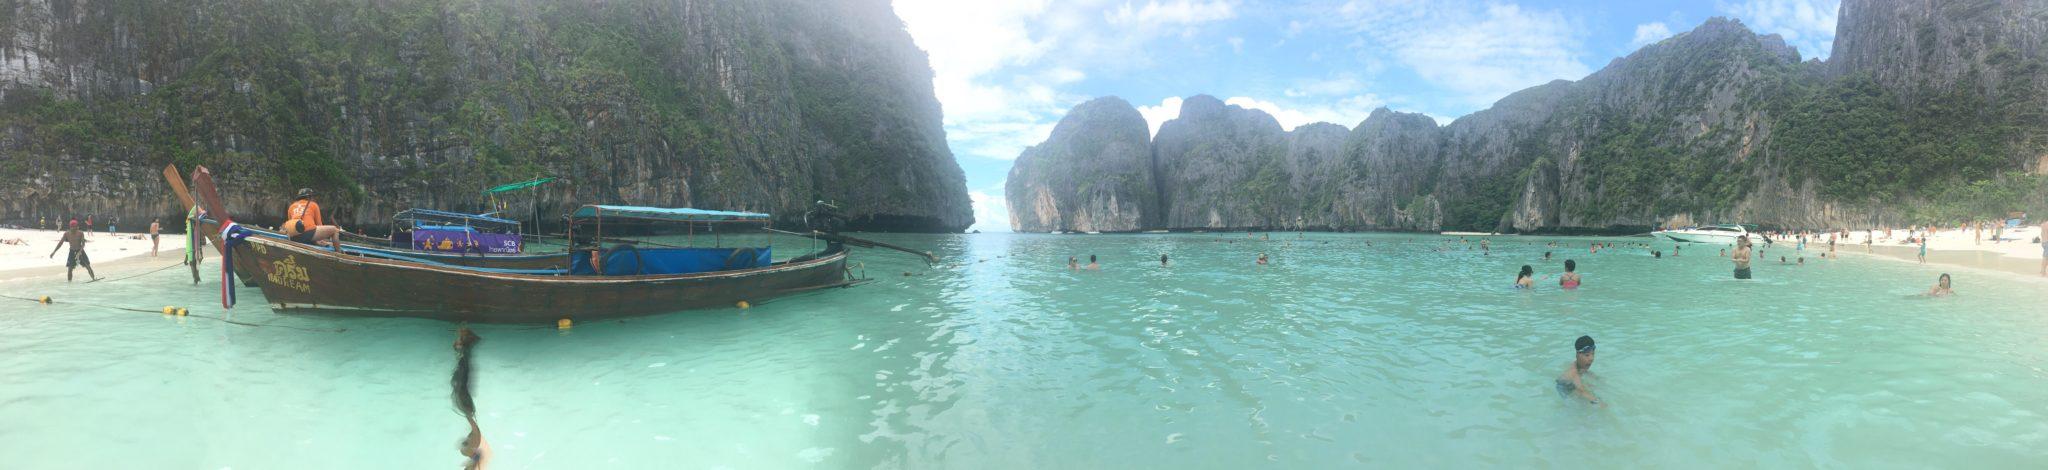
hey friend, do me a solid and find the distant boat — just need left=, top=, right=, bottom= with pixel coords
left=1653, top=224, right=1766, bottom=244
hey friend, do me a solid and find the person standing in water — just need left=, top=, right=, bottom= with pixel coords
left=1256, top=252, right=1269, bottom=265
left=1159, top=254, right=1169, bottom=267
left=1515, top=265, right=1536, bottom=289
left=1086, top=255, right=1100, bottom=270
left=1926, top=273, right=1953, bottom=297
left=1067, top=256, right=1079, bottom=270
left=452, top=327, right=492, bottom=469
left=47, top=220, right=96, bottom=282
left=1557, top=335, right=1602, bottom=407
left=1559, top=260, right=1582, bottom=289
left=1731, top=236, right=1753, bottom=280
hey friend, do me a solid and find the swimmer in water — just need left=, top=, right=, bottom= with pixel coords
left=1068, top=256, right=1079, bottom=270
left=1256, top=252, right=1269, bottom=265
left=1559, top=259, right=1581, bottom=289
left=1515, top=265, right=1536, bottom=289
left=1557, top=335, right=1602, bottom=407
left=1926, top=273, right=1953, bottom=297
left=1160, top=253, right=1169, bottom=267
left=1086, top=255, right=1100, bottom=270
left=1543, top=251, right=1552, bottom=261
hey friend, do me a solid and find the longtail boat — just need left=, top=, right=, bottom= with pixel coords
left=181, top=166, right=865, bottom=323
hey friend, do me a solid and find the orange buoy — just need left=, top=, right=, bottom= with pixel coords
left=557, top=318, right=573, bottom=330
left=736, top=300, right=751, bottom=309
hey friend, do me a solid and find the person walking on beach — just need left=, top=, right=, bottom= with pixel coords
left=149, top=219, right=161, bottom=257
left=47, top=220, right=96, bottom=282
left=1918, top=236, right=1928, bottom=264
left=85, top=215, right=94, bottom=238
left=1731, top=236, right=1753, bottom=280
left=2038, top=220, right=2047, bottom=276
left=1556, top=335, right=1602, bottom=407
left=284, top=188, right=344, bottom=252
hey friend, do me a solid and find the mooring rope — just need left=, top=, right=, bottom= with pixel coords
left=0, top=292, right=346, bottom=333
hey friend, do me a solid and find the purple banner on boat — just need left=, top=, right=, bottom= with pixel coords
left=412, top=229, right=522, bottom=254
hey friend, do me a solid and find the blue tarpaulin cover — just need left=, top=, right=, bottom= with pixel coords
left=570, top=205, right=769, bottom=223
left=570, top=247, right=772, bottom=276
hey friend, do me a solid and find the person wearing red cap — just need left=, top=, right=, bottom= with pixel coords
left=48, top=219, right=96, bottom=282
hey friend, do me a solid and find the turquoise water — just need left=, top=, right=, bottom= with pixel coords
left=3, top=233, right=2047, bottom=468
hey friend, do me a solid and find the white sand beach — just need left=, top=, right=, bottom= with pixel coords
left=0, top=227, right=193, bottom=283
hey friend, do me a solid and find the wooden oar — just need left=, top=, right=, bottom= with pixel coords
left=161, top=165, right=225, bottom=255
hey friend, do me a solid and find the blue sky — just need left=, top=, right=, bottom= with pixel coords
left=890, top=0, right=1842, bottom=232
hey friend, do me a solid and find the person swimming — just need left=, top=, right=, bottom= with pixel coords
left=1068, top=256, right=1079, bottom=270
left=1086, top=255, right=1101, bottom=270
left=1256, top=252, right=1269, bottom=265
left=1515, top=265, right=1536, bottom=289
left=1543, top=251, right=1552, bottom=260
left=1559, top=259, right=1581, bottom=289
left=1556, top=335, right=1602, bottom=407
left=1926, top=273, right=1953, bottom=297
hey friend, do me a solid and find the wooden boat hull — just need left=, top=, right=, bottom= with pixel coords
left=231, top=235, right=853, bottom=323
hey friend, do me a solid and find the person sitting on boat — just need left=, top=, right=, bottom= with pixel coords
left=1557, top=335, right=1603, bottom=407
left=283, top=188, right=344, bottom=252
left=1559, top=260, right=1582, bottom=290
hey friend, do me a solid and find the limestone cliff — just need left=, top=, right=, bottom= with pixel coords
left=0, top=0, right=972, bottom=232
left=1003, top=97, right=1156, bottom=232
left=1006, top=1, right=2048, bottom=233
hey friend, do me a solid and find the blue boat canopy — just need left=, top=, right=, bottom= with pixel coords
left=570, top=205, right=770, bottom=223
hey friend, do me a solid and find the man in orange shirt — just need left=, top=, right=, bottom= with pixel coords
left=283, top=188, right=344, bottom=252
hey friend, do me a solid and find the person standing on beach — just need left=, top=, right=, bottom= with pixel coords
left=1731, top=236, right=1753, bottom=280
left=149, top=219, right=161, bottom=257
left=2038, top=220, right=2047, bottom=276
left=47, top=220, right=96, bottom=282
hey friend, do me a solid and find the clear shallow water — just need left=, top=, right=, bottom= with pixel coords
left=3, top=233, right=2047, bottom=469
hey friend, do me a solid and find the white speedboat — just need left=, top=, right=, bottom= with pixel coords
left=1653, top=224, right=1766, bottom=244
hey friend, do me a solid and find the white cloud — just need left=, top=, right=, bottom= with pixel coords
left=1717, top=0, right=1839, bottom=59
left=1106, top=0, right=1237, bottom=27
left=968, top=187, right=1013, bottom=233
left=1631, top=22, right=1674, bottom=49
left=1136, top=96, right=1184, bottom=137
left=1228, top=36, right=1245, bottom=53
left=1329, top=0, right=1591, bottom=108
left=1225, top=95, right=1381, bottom=130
